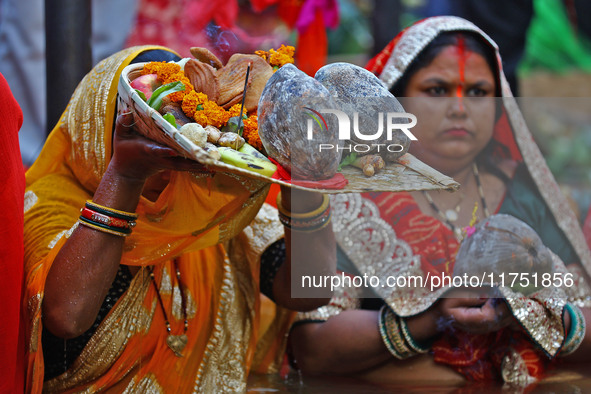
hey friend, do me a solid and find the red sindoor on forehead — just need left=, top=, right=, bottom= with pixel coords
left=455, top=35, right=466, bottom=111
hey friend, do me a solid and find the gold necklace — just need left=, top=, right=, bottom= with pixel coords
left=423, top=163, right=491, bottom=241
left=148, top=261, right=188, bottom=357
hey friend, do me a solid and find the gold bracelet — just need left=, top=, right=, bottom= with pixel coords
left=378, top=305, right=404, bottom=359
left=378, top=305, right=417, bottom=360
left=276, top=193, right=330, bottom=219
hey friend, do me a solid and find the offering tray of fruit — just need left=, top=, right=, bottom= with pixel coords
left=117, top=47, right=459, bottom=194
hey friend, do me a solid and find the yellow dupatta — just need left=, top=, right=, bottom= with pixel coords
left=24, top=46, right=285, bottom=393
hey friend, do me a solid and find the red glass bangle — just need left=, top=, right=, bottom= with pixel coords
left=80, top=207, right=136, bottom=229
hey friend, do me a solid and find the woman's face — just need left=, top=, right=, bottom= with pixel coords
left=402, top=45, right=497, bottom=173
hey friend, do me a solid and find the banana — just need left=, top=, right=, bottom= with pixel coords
left=218, top=147, right=277, bottom=177
left=238, top=142, right=270, bottom=161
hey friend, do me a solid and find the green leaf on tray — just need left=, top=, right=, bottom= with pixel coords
left=338, top=153, right=357, bottom=171
left=147, top=81, right=185, bottom=111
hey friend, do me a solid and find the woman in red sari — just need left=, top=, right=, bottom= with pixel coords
left=290, top=16, right=591, bottom=386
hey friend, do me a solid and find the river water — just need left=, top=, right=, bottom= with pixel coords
left=247, top=363, right=591, bottom=393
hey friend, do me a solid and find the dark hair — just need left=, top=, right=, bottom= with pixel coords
left=390, top=31, right=500, bottom=98
left=130, top=49, right=181, bottom=64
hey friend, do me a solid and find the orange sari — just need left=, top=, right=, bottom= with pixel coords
left=24, top=46, right=287, bottom=392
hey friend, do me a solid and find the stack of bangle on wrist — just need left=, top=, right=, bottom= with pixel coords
left=560, top=303, right=586, bottom=356
left=378, top=305, right=430, bottom=360
left=276, top=193, right=331, bottom=232
left=78, top=200, right=138, bottom=237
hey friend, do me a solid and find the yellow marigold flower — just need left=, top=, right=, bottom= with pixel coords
left=254, top=50, right=268, bottom=62
left=228, top=104, right=242, bottom=118
left=182, top=91, right=209, bottom=118
left=269, top=45, right=295, bottom=68
left=242, top=115, right=263, bottom=150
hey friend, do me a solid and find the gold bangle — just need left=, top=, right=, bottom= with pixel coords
left=285, top=215, right=332, bottom=233
left=378, top=305, right=404, bottom=359
left=378, top=305, right=416, bottom=360
left=276, top=193, right=330, bottom=219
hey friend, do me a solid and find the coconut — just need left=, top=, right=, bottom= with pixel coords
left=257, top=64, right=341, bottom=180
left=454, top=214, right=554, bottom=295
left=314, top=63, right=411, bottom=162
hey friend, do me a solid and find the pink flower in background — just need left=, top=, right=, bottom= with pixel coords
left=464, top=225, right=476, bottom=238
left=295, top=0, right=339, bottom=33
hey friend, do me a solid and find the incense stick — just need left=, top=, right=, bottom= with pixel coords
left=235, top=62, right=251, bottom=135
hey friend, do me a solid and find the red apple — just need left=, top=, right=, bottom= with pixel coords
left=130, top=74, right=161, bottom=100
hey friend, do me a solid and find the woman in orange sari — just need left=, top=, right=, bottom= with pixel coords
left=24, top=46, right=335, bottom=392
left=290, top=16, right=591, bottom=386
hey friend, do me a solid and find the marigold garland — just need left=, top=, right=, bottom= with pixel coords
left=140, top=44, right=295, bottom=154
left=182, top=91, right=209, bottom=118
left=194, top=101, right=231, bottom=128
left=242, top=115, right=263, bottom=150
left=255, top=44, right=295, bottom=70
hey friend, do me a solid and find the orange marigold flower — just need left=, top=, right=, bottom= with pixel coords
left=242, top=115, right=263, bottom=150
left=141, top=62, right=181, bottom=82
left=182, top=91, right=209, bottom=118
left=164, top=73, right=194, bottom=102
left=194, top=101, right=230, bottom=128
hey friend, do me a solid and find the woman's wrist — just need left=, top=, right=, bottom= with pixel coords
left=378, top=306, right=431, bottom=360
left=93, top=165, right=146, bottom=213
left=405, top=305, right=442, bottom=344
left=279, top=186, right=324, bottom=213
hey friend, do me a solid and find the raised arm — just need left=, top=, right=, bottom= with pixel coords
left=42, top=113, right=207, bottom=338
left=271, top=188, right=337, bottom=311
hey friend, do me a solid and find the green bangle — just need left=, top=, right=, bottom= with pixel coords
left=561, top=303, right=586, bottom=356
left=378, top=305, right=417, bottom=360
left=378, top=305, right=403, bottom=359
left=399, top=316, right=430, bottom=354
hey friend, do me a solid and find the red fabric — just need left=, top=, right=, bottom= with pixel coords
left=364, top=192, right=546, bottom=381
left=492, top=111, right=523, bottom=162
left=432, top=329, right=546, bottom=381
left=250, top=0, right=279, bottom=13
left=365, top=29, right=404, bottom=76
left=125, top=0, right=268, bottom=60
left=270, top=158, right=348, bottom=189
left=278, top=0, right=304, bottom=28
left=0, top=72, right=25, bottom=393
left=295, top=11, right=327, bottom=76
